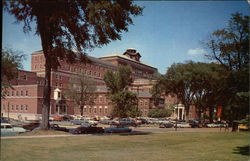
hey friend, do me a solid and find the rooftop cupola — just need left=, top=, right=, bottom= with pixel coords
left=123, top=48, right=141, bottom=61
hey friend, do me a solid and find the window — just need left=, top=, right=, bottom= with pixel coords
left=60, top=83, right=62, bottom=87
left=59, top=76, right=62, bottom=80
left=56, top=74, right=58, bottom=79
left=11, top=105, right=14, bottom=111
left=23, top=75, right=27, bottom=80
left=58, top=92, right=61, bottom=98
left=105, top=108, right=108, bottom=113
left=25, top=105, right=28, bottom=111
left=20, top=105, right=23, bottom=111
left=7, top=91, right=9, bottom=96
left=16, top=105, right=18, bottom=111
left=16, top=91, right=19, bottom=96
left=94, top=72, right=96, bottom=76
left=56, top=83, right=58, bottom=87
left=99, top=108, right=102, bottom=113
left=94, top=107, right=97, bottom=113
left=89, top=108, right=92, bottom=113
left=26, top=90, right=28, bottom=96
left=21, top=91, right=23, bottom=96
left=98, top=73, right=100, bottom=77
left=56, top=105, right=58, bottom=112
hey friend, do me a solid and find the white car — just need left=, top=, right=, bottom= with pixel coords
left=1, top=123, right=28, bottom=136
left=174, top=123, right=191, bottom=128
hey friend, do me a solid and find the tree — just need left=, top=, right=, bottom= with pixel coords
left=203, top=13, right=249, bottom=130
left=1, top=47, right=25, bottom=98
left=148, top=108, right=172, bottom=118
left=189, top=63, right=228, bottom=121
left=4, top=0, right=143, bottom=129
left=104, top=66, right=141, bottom=118
left=66, top=74, right=96, bottom=116
left=160, top=62, right=197, bottom=120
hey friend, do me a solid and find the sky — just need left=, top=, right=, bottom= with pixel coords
left=3, top=1, right=249, bottom=74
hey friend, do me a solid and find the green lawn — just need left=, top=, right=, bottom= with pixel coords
left=1, top=132, right=249, bottom=161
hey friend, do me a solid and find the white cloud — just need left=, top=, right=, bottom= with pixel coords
left=187, top=48, right=205, bottom=56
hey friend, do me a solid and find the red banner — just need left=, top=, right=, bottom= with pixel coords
left=216, top=106, right=222, bottom=117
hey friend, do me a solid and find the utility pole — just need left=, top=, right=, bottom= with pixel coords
left=8, top=102, right=10, bottom=121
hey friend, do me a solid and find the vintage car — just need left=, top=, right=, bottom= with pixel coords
left=50, top=124, right=69, bottom=132
left=1, top=123, right=28, bottom=136
left=159, top=122, right=174, bottom=128
left=70, top=119, right=90, bottom=125
left=238, top=124, right=249, bottom=131
left=69, top=123, right=104, bottom=134
left=174, top=122, right=191, bottom=128
left=104, top=125, right=132, bottom=133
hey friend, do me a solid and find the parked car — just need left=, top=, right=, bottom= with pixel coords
left=50, top=124, right=69, bottom=132
left=120, top=118, right=137, bottom=126
left=188, top=120, right=203, bottom=128
left=53, top=116, right=64, bottom=121
left=99, top=119, right=114, bottom=125
left=69, top=123, right=104, bottom=134
left=174, top=122, right=191, bottom=128
left=238, top=124, right=249, bottom=131
left=159, top=123, right=174, bottom=128
left=1, top=123, right=29, bottom=136
left=70, top=119, right=90, bottom=125
left=22, top=122, right=40, bottom=131
left=62, top=115, right=74, bottom=121
left=0, top=117, right=10, bottom=123
left=104, top=125, right=132, bottom=133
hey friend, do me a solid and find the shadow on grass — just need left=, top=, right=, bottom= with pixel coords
left=233, top=145, right=250, bottom=156
left=119, top=131, right=152, bottom=136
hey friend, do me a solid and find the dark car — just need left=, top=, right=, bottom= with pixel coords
left=50, top=124, right=69, bottom=132
left=159, top=123, right=174, bottom=128
left=22, top=122, right=40, bottom=131
left=69, top=123, right=104, bottom=134
left=188, top=120, right=203, bottom=128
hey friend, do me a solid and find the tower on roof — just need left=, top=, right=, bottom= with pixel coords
left=123, top=48, right=141, bottom=62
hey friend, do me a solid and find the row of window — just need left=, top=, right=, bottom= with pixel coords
left=83, top=106, right=108, bottom=114
left=6, top=90, right=29, bottom=97
left=139, top=101, right=149, bottom=106
left=2, top=104, right=28, bottom=111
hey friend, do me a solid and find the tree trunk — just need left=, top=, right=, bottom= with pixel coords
left=80, top=105, right=84, bottom=116
left=41, top=55, right=52, bottom=130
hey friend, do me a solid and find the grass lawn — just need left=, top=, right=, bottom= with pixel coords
left=1, top=132, right=249, bottom=161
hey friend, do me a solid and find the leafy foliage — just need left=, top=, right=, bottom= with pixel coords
left=4, top=0, right=143, bottom=129
left=104, top=66, right=141, bottom=118
left=66, top=74, right=96, bottom=116
left=203, top=13, right=249, bottom=128
left=1, top=47, right=25, bottom=98
left=148, top=108, right=172, bottom=118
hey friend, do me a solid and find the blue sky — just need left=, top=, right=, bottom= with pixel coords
left=3, top=1, right=249, bottom=74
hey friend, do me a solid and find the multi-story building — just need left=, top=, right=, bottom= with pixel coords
left=2, top=49, right=172, bottom=121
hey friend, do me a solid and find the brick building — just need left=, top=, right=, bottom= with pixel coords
left=2, top=49, right=171, bottom=120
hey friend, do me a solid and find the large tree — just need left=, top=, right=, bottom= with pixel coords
left=66, top=74, right=96, bottom=116
left=104, top=66, right=141, bottom=118
left=4, top=0, right=143, bottom=129
left=161, top=62, right=197, bottom=120
left=1, top=47, right=25, bottom=98
left=203, top=13, right=249, bottom=130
